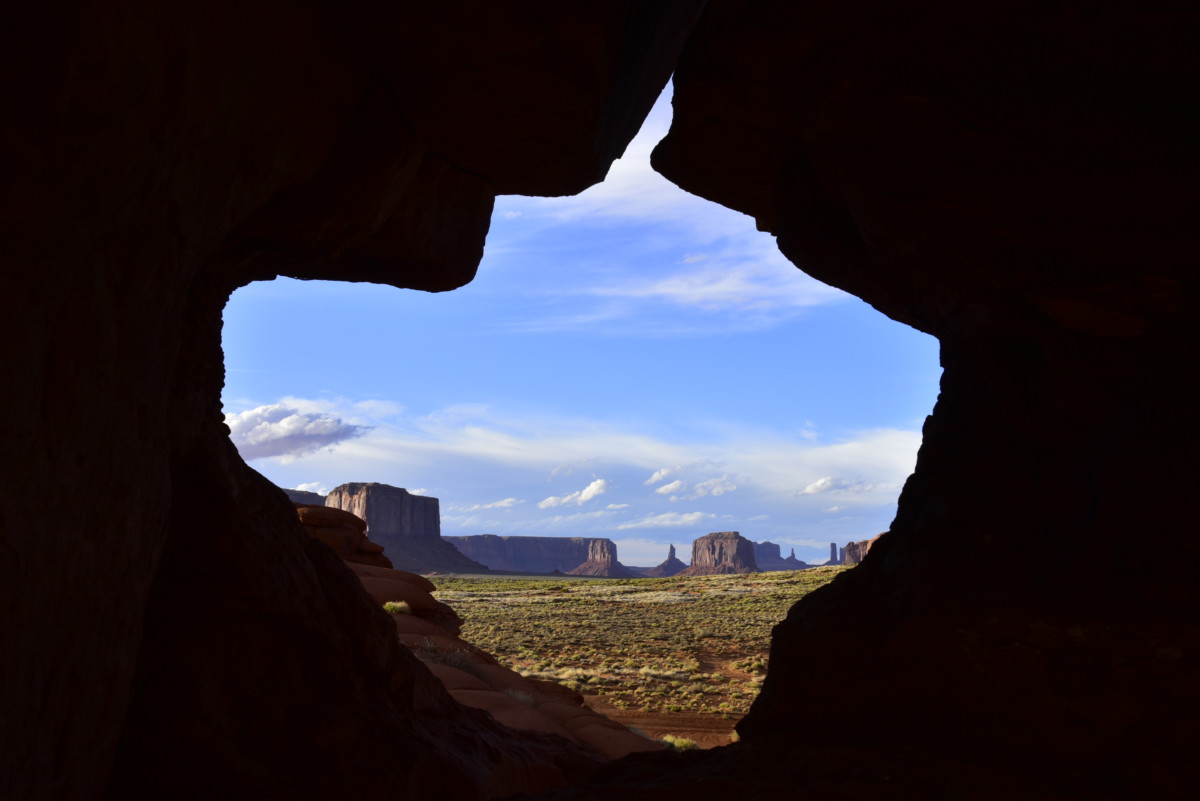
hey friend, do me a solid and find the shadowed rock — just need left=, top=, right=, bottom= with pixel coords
left=753, top=542, right=809, bottom=572
left=4, top=0, right=1195, bottom=798
left=0, top=3, right=702, bottom=796
left=444, top=534, right=623, bottom=575
left=282, top=487, right=327, bottom=506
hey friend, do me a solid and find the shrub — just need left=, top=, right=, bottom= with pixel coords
left=661, top=735, right=699, bottom=751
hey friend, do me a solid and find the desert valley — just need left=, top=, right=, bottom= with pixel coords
left=289, top=480, right=867, bottom=750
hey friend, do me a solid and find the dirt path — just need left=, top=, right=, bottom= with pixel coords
left=583, top=694, right=740, bottom=749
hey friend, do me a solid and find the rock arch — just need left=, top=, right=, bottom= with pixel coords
left=2, top=1, right=1193, bottom=799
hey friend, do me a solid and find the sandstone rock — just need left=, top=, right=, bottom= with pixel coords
left=296, top=504, right=366, bottom=531
left=449, top=690, right=575, bottom=740
left=753, top=541, right=810, bottom=572
left=678, top=532, right=759, bottom=576
left=294, top=503, right=392, bottom=569
left=346, top=563, right=437, bottom=594
left=444, top=534, right=625, bottom=574
left=358, top=576, right=438, bottom=613
left=567, top=724, right=665, bottom=761
left=642, top=544, right=687, bottom=577
left=391, top=613, right=452, bottom=638
left=425, top=663, right=492, bottom=692
left=842, top=533, right=885, bottom=566
left=7, top=0, right=1196, bottom=797
left=326, top=483, right=487, bottom=574
left=565, top=539, right=637, bottom=578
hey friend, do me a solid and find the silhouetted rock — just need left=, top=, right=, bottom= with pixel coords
left=7, top=0, right=1196, bottom=798
left=565, top=539, right=637, bottom=578
left=678, top=532, right=759, bottom=576
left=642, top=544, right=688, bottom=577
left=326, top=483, right=486, bottom=574
left=444, top=534, right=618, bottom=574
left=753, top=541, right=810, bottom=572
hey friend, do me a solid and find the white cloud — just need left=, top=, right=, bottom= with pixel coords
left=490, top=85, right=848, bottom=336
left=801, top=476, right=836, bottom=494
left=408, top=488, right=429, bottom=495
left=799, top=476, right=875, bottom=495
left=588, top=259, right=842, bottom=314
left=691, top=476, right=736, bottom=498
left=538, top=478, right=609, bottom=509
left=655, top=479, right=684, bottom=495
left=644, top=468, right=672, bottom=486
left=617, top=512, right=714, bottom=530
left=825, top=506, right=845, bottom=513
left=606, top=503, right=630, bottom=510
left=295, top=482, right=328, bottom=495
left=225, top=403, right=369, bottom=462
left=236, top=397, right=921, bottom=545
left=451, top=498, right=525, bottom=512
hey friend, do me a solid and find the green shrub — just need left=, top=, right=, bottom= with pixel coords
left=661, top=735, right=699, bottom=751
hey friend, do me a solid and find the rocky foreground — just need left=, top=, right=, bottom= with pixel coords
left=296, top=503, right=663, bottom=767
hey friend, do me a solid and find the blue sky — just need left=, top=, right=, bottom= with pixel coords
left=221, top=87, right=941, bottom=567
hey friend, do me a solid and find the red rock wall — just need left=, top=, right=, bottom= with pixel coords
left=678, top=531, right=759, bottom=576
left=443, top=535, right=595, bottom=573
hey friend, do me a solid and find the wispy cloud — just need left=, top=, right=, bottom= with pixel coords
left=644, top=468, right=672, bottom=486
left=617, top=511, right=715, bottom=530
left=450, top=498, right=525, bottom=512
left=799, top=476, right=875, bottom=495
left=487, top=85, right=847, bottom=335
left=538, top=478, right=609, bottom=509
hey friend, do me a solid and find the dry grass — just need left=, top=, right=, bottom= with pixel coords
left=432, top=567, right=846, bottom=718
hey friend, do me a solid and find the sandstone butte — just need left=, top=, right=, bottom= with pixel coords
left=443, top=534, right=635, bottom=577
left=326, top=482, right=489, bottom=574
left=677, top=532, right=760, bottom=576
left=4, top=3, right=1194, bottom=801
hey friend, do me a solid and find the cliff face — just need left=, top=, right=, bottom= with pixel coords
left=642, top=544, right=687, bottom=578
left=325, top=483, right=486, bottom=574
left=565, top=539, right=637, bottom=578
left=842, top=534, right=885, bottom=566
left=678, top=532, right=759, bottom=576
left=753, top=542, right=809, bottom=572
left=443, top=535, right=591, bottom=573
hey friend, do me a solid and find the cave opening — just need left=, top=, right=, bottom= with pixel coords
left=217, top=88, right=940, bottom=751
